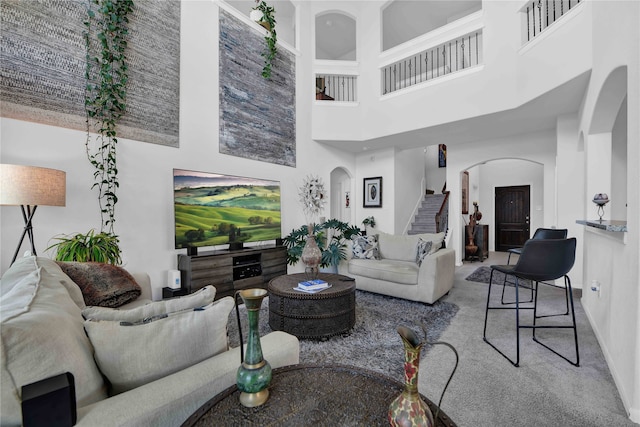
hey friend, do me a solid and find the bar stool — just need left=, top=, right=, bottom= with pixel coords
left=502, top=228, right=568, bottom=305
left=483, top=238, right=580, bottom=367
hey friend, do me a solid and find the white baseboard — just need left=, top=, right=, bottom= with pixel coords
left=583, top=303, right=637, bottom=422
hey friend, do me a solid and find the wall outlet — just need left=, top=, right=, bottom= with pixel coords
left=590, top=280, right=601, bottom=297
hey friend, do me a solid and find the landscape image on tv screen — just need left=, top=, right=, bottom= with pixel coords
left=173, top=169, right=281, bottom=249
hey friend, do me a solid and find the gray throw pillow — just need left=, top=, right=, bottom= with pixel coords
left=352, top=234, right=380, bottom=259
left=84, top=296, right=234, bottom=395
left=416, top=238, right=433, bottom=266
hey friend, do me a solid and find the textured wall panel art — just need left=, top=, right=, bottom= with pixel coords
left=219, top=10, right=296, bottom=167
left=0, top=0, right=181, bottom=147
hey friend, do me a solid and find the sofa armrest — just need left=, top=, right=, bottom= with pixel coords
left=417, top=248, right=455, bottom=302
left=75, top=331, right=299, bottom=427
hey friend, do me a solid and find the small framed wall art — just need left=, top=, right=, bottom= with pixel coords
left=363, top=177, right=383, bottom=208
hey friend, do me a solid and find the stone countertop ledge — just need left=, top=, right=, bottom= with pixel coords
left=576, top=219, right=628, bottom=232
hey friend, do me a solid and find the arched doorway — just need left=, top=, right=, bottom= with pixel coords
left=330, top=167, right=353, bottom=223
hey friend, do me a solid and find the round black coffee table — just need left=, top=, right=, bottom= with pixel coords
left=268, top=273, right=356, bottom=339
left=182, top=364, right=457, bottom=427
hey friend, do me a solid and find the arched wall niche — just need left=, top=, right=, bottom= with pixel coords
left=315, top=11, right=356, bottom=61
left=586, top=66, right=628, bottom=221
left=329, top=167, right=353, bottom=224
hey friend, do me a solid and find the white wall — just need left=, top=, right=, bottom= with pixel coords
left=425, top=144, right=446, bottom=193
left=577, top=1, right=640, bottom=421
left=354, top=147, right=395, bottom=233
left=0, top=1, right=356, bottom=296
left=394, top=146, right=425, bottom=233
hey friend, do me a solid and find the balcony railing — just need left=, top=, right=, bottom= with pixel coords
left=315, top=74, right=358, bottom=102
left=524, top=0, right=582, bottom=42
left=381, top=30, right=483, bottom=96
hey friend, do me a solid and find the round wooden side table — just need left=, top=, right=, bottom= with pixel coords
left=267, top=273, right=356, bottom=339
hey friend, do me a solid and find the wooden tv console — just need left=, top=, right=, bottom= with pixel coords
left=177, top=245, right=287, bottom=300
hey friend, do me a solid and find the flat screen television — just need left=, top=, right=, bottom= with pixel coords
left=173, top=169, right=281, bottom=253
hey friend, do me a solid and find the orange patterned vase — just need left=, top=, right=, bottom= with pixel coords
left=388, top=326, right=434, bottom=427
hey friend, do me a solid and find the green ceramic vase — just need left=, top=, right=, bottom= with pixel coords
left=236, top=289, right=272, bottom=407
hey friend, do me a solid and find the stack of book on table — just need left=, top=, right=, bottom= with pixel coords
left=294, top=279, right=331, bottom=293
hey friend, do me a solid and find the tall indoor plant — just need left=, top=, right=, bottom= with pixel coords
left=48, top=0, right=133, bottom=264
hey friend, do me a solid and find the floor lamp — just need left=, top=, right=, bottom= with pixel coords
left=0, top=164, right=66, bottom=265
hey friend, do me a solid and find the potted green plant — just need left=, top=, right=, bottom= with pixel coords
left=250, top=0, right=277, bottom=79
left=47, top=229, right=122, bottom=264
left=362, top=216, right=376, bottom=235
left=283, top=219, right=361, bottom=271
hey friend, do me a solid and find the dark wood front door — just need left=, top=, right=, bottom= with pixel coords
left=495, top=185, right=530, bottom=252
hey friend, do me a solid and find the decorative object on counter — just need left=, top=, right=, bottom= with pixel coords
left=592, top=193, right=609, bottom=221
left=250, top=0, right=277, bottom=79
left=235, top=289, right=272, bottom=407
left=388, top=324, right=458, bottom=427
left=0, top=164, right=66, bottom=265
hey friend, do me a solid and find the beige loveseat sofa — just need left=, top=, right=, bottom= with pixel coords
left=338, top=231, right=455, bottom=304
left=0, top=256, right=299, bottom=426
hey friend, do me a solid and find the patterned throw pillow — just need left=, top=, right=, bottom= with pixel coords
left=352, top=235, right=380, bottom=260
left=416, top=238, right=433, bottom=266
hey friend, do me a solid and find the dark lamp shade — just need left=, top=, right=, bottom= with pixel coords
left=0, top=164, right=66, bottom=207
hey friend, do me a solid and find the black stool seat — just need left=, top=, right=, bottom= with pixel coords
left=483, top=238, right=580, bottom=367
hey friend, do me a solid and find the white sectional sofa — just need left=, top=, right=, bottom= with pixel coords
left=0, top=256, right=299, bottom=426
left=338, top=231, right=455, bottom=304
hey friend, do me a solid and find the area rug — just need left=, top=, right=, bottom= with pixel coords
left=465, top=266, right=531, bottom=287
left=228, top=290, right=458, bottom=380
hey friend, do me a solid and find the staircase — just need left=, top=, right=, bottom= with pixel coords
left=408, top=193, right=447, bottom=235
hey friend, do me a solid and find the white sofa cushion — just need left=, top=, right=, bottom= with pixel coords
left=377, top=232, right=419, bottom=262
left=82, top=285, right=216, bottom=322
left=84, top=296, right=234, bottom=395
left=1, top=257, right=107, bottom=427
left=348, top=259, right=418, bottom=285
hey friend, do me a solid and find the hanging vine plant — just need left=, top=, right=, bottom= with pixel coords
left=84, top=0, right=133, bottom=234
left=250, top=0, right=277, bottom=79
left=48, top=0, right=133, bottom=265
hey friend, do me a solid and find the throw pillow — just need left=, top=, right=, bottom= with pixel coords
left=84, top=296, right=234, bottom=395
left=82, top=285, right=216, bottom=322
left=1, top=263, right=107, bottom=426
left=56, top=262, right=141, bottom=308
left=415, top=238, right=433, bottom=266
left=352, top=234, right=380, bottom=260
left=415, top=232, right=446, bottom=255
